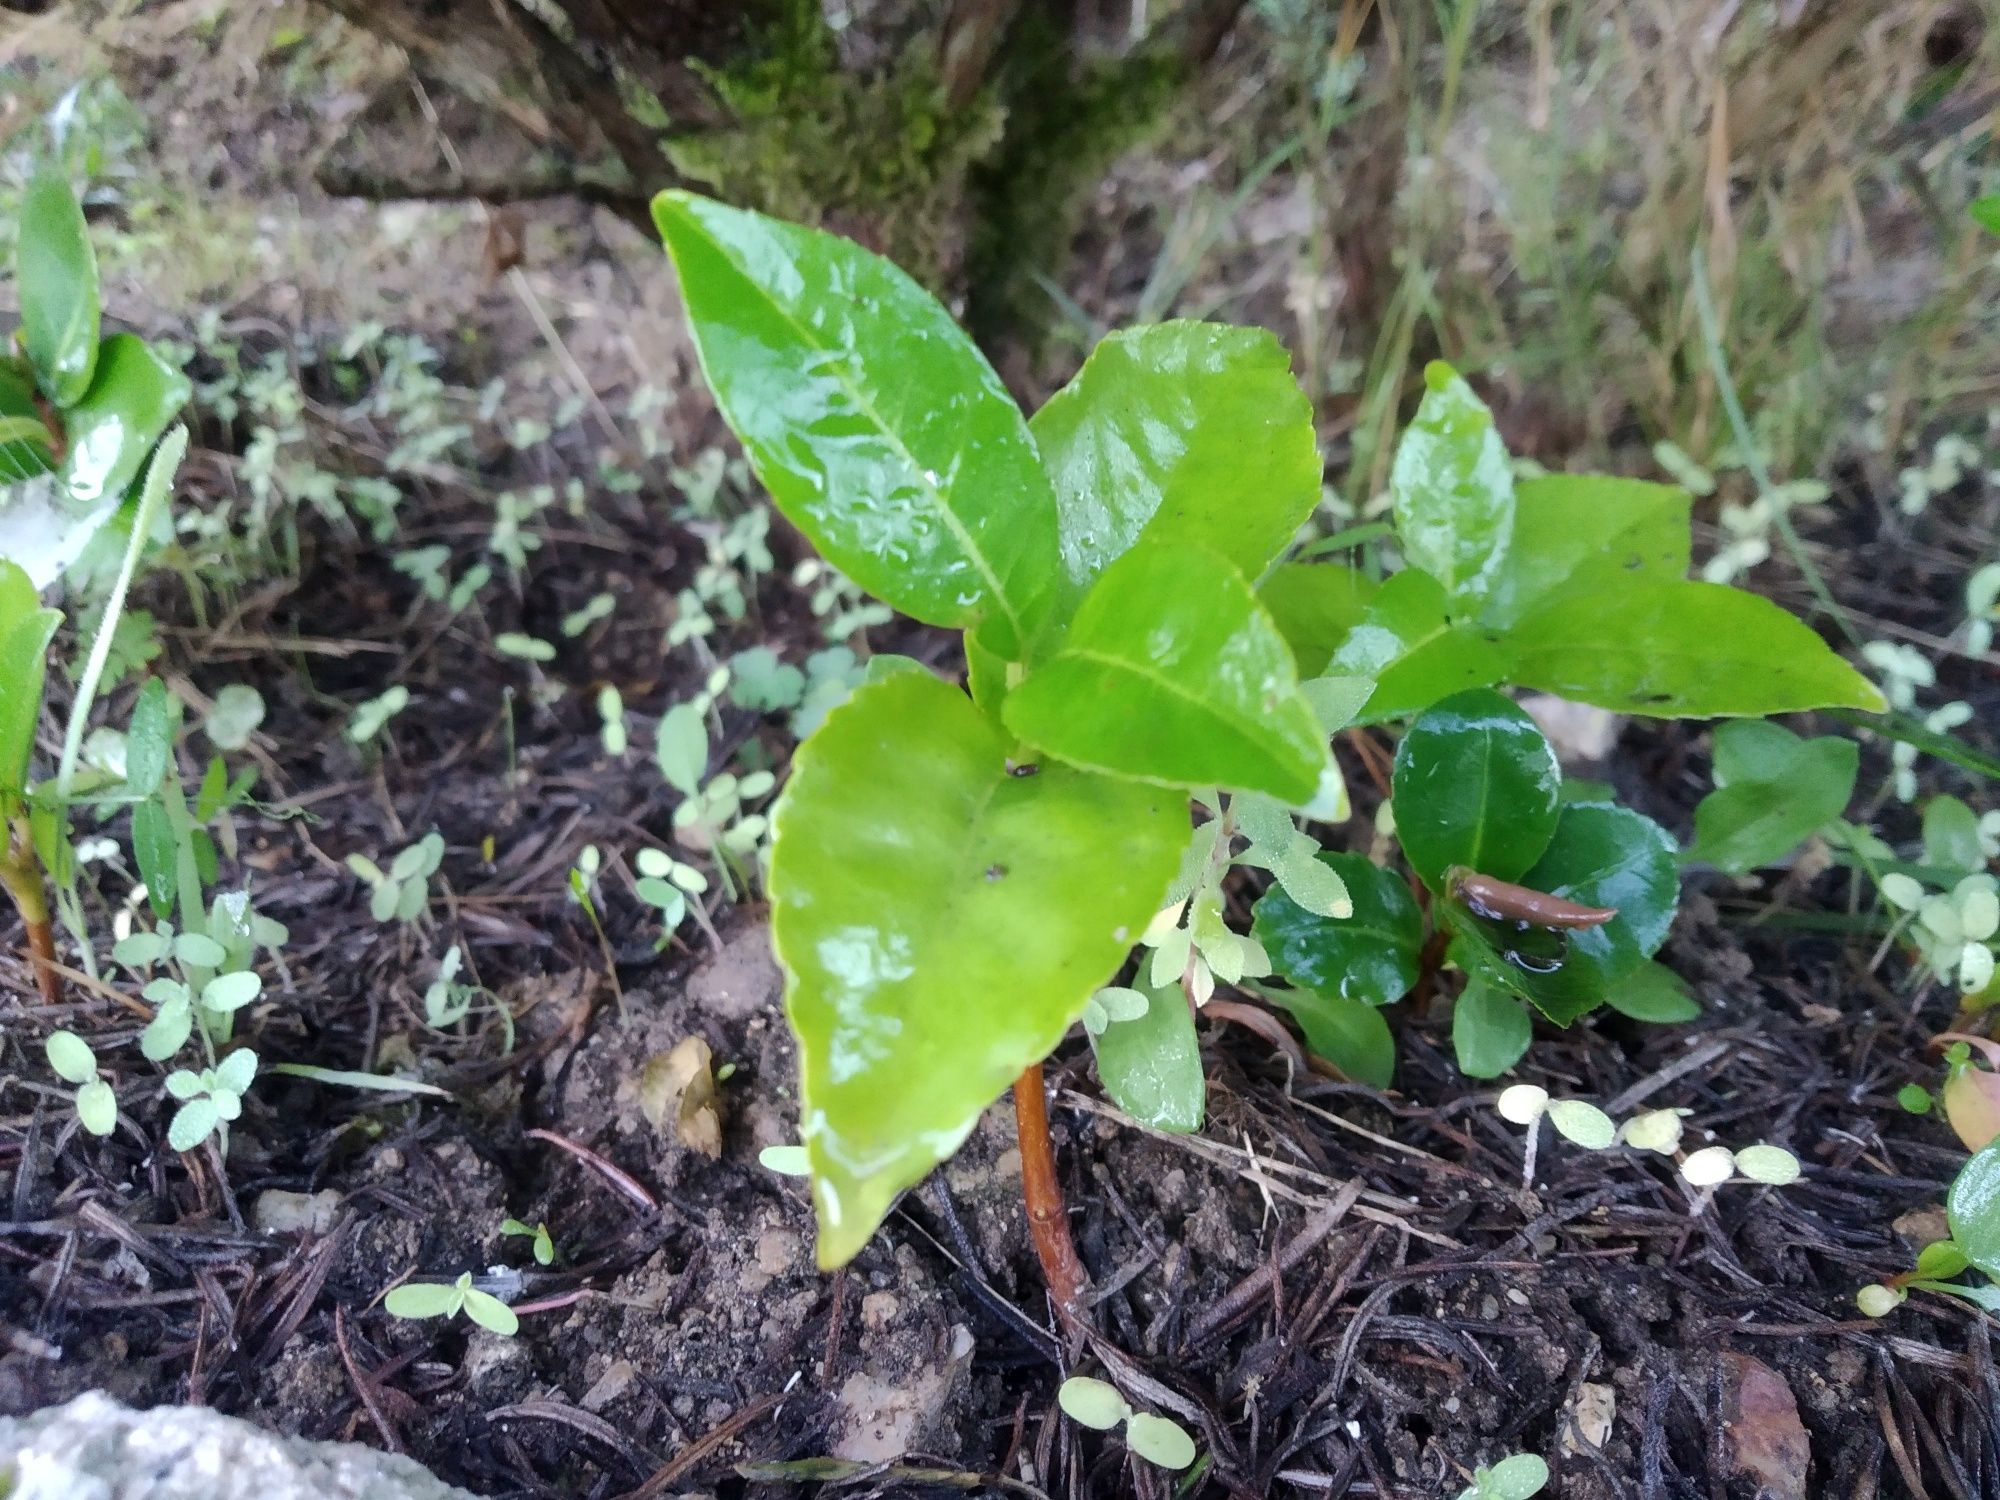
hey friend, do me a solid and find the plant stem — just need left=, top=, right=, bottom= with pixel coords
left=1012, top=1061, right=1086, bottom=1343
left=3, top=814, right=60, bottom=1005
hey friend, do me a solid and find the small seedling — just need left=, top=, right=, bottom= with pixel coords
left=201, top=684, right=265, bottom=752
left=597, top=685, right=627, bottom=756
left=759, top=1144, right=812, bottom=1176
left=1858, top=1135, right=2000, bottom=1318
left=346, top=684, right=410, bottom=745
left=423, top=943, right=477, bottom=1028
left=501, top=1217, right=557, bottom=1266
left=163, top=1047, right=257, bottom=1152
left=1056, top=1376, right=1197, bottom=1472
left=634, top=847, right=706, bottom=944
left=1495, top=1085, right=1799, bottom=1196
left=45, top=1030, right=116, bottom=1136
left=1881, top=871, right=1998, bottom=995
left=346, top=831, right=445, bottom=924
left=1453, top=1452, right=1549, bottom=1500
left=384, top=1270, right=520, bottom=1336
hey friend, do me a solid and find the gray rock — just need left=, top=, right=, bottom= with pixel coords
left=0, top=1392, right=476, bottom=1500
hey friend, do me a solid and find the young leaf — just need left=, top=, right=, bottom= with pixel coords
left=17, top=170, right=100, bottom=406
left=771, top=671, right=1183, bottom=1267
left=201, top=971, right=263, bottom=1012
left=75, top=1078, right=118, bottom=1137
left=385, top=1281, right=466, bottom=1320
left=1056, top=1376, right=1131, bottom=1431
left=1389, top=362, right=1514, bottom=610
left=1325, top=569, right=1510, bottom=725
left=1452, top=978, right=1533, bottom=1079
left=173, top=932, right=227, bottom=969
left=130, top=800, right=178, bottom=916
left=1483, top=1453, right=1550, bottom=1500
left=1273, top=989, right=1395, bottom=1087
left=1029, top=321, right=1321, bottom=618
left=655, top=191, right=1058, bottom=658
left=1923, top=796, right=1985, bottom=877
left=1732, top=1144, right=1800, bottom=1186
left=1546, top=1099, right=1616, bottom=1149
left=1252, top=853, right=1423, bottom=1007
left=124, top=678, right=175, bottom=795
left=1003, top=539, right=1330, bottom=802
left=462, top=1287, right=520, bottom=1336
left=758, top=1144, right=811, bottom=1176
left=1479, top=474, right=1690, bottom=629
left=1125, top=1413, right=1198, bottom=1471
left=1947, top=1138, right=2000, bottom=1280
left=0, top=561, right=63, bottom=796
left=212, top=1047, right=258, bottom=1097
left=141, top=1001, right=193, bottom=1062
left=167, top=1096, right=220, bottom=1152
left=1602, top=962, right=1700, bottom=1023
left=57, top=335, right=192, bottom=510
left=1392, top=689, right=1561, bottom=888
left=655, top=702, right=708, bottom=798
left=45, top=1030, right=97, bottom=1085
left=1258, top=563, right=1379, bottom=678
left=1088, top=982, right=1204, bottom=1133
left=1507, top=579, right=1886, bottom=717
left=1689, top=723, right=1857, bottom=874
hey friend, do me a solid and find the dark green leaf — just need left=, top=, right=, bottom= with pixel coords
left=58, top=335, right=191, bottom=511
left=0, top=359, right=57, bottom=483
left=125, top=678, right=174, bottom=795
left=1602, top=961, right=1700, bottom=1022
left=1480, top=474, right=1690, bottom=629
left=1389, top=362, right=1514, bottom=610
left=1030, top=321, right=1321, bottom=619
left=771, top=670, right=1184, bottom=1266
left=131, top=800, right=177, bottom=917
left=1452, top=976, right=1533, bottom=1078
left=1392, top=689, right=1561, bottom=887
left=1689, top=723, right=1857, bottom=874
left=1003, top=539, right=1331, bottom=802
left=1923, top=795, right=1985, bottom=877
left=1325, top=569, right=1509, bottom=724
left=1258, top=562, right=1378, bottom=678
left=0, top=561, right=61, bottom=796
left=1947, top=1139, right=2000, bottom=1280
left=17, top=170, right=99, bottom=407
left=1089, top=982, right=1204, bottom=1132
left=1275, top=989, right=1394, bottom=1088
left=1508, top=579, right=1886, bottom=717
left=655, top=192, right=1058, bottom=658
left=1252, top=852, right=1422, bottom=1006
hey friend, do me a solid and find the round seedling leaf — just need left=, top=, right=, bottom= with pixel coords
left=385, top=1281, right=465, bottom=1320
left=1679, top=1145, right=1736, bottom=1187
left=75, top=1078, right=118, bottom=1137
left=1125, top=1413, right=1197, bottom=1471
left=1546, top=1099, right=1616, bottom=1150
left=212, top=1047, right=258, bottom=1097
left=173, top=932, right=227, bottom=969
left=203, top=684, right=265, bottom=750
left=164, top=1069, right=204, bottom=1101
left=369, top=878, right=402, bottom=923
left=1620, top=1109, right=1685, bottom=1155
left=1856, top=1283, right=1906, bottom=1318
left=112, top=931, right=170, bottom=967
left=141, top=1002, right=194, bottom=1063
left=462, top=1287, right=520, bottom=1336
left=1057, top=1376, right=1131, bottom=1431
left=201, top=970, right=262, bottom=1012
left=1485, top=1453, right=1551, bottom=1499
left=167, top=1096, right=221, bottom=1153
left=758, top=1145, right=811, bottom=1177
left=1915, top=1240, right=1970, bottom=1280
left=1880, top=873, right=1926, bottom=911
left=1095, top=986, right=1151, bottom=1024
left=1732, top=1144, right=1800, bottom=1186
left=395, top=878, right=428, bottom=923
left=45, top=1030, right=97, bottom=1085
left=1496, top=1084, right=1549, bottom=1125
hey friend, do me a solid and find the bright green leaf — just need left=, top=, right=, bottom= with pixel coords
left=1275, top=989, right=1395, bottom=1087
left=772, top=671, right=1183, bottom=1267
left=1125, top=1413, right=1197, bottom=1471
left=1602, top=962, right=1700, bottom=1023
left=1452, top=978, right=1533, bottom=1078
left=1089, top=982, right=1204, bottom=1133
left=124, top=678, right=174, bottom=795
left=0, top=560, right=62, bottom=795
left=1258, top=563, right=1379, bottom=678
left=75, top=1078, right=117, bottom=1137
left=655, top=702, right=708, bottom=797
left=1004, top=539, right=1330, bottom=802
left=201, top=970, right=262, bottom=1012
left=462, top=1287, right=520, bottom=1336
left=130, top=800, right=177, bottom=916
left=1484, top=1453, right=1550, bottom=1500
left=1325, top=570, right=1510, bottom=725
left=1392, top=689, right=1561, bottom=887
left=385, top=1281, right=465, bottom=1320
left=212, top=1047, right=258, bottom=1096
left=1948, top=1138, right=2000, bottom=1280
left=1029, top=321, right=1320, bottom=619
left=655, top=191, right=1058, bottom=658
left=1480, top=474, right=1690, bottom=630
left=1689, top=724, right=1857, bottom=874
left=17, top=170, right=99, bottom=406
left=1056, top=1377, right=1130, bottom=1431
left=57, top=335, right=191, bottom=511
left=1253, top=853, right=1422, bottom=1006
left=1389, top=362, right=1514, bottom=610
left=141, top=1001, right=193, bottom=1062
left=45, top=1029, right=97, bottom=1085
left=1507, top=579, right=1886, bottom=717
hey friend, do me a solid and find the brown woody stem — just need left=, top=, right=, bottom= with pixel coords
left=2, top=815, right=60, bottom=1006
left=1012, top=1060, right=1086, bottom=1343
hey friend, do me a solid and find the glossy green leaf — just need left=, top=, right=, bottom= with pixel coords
left=1089, top=982, right=1204, bottom=1132
left=0, top=360, right=57, bottom=483
left=1924, top=795, right=1985, bottom=877
left=1689, top=722, right=1857, bottom=874
left=1602, top=962, right=1700, bottom=1023
left=1947, top=1138, right=2000, bottom=1280
left=1452, top=977, right=1533, bottom=1078
left=1253, top=852, right=1422, bottom=1006
left=1325, top=569, right=1509, bottom=724
left=124, top=678, right=174, bottom=795
left=1508, top=579, right=1886, bottom=717
left=963, top=615, right=1012, bottom=722
left=1389, top=362, right=1514, bottom=610
left=1258, top=563, right=1379, bottom=677
left=17, top=170, right=99, bottom=407
left=1392, top=689, right=1561, bottom=888
left=771, top=670, right=1183, bottom=1267
left=1003, top=539, right=1330, bottom=802
left=1274, top=988, right=1394, bottom=1088
left=0, top=560, right=61, bottom=796
left=59, top=335, right=192, bottom=510
left=1030, top=321, right=1321, bottom=618
left=1480, top=474, right=1690, bottom=629
left=131, top=799, right=177, bottom=917
left=655, top=191, right=1057, bottom=658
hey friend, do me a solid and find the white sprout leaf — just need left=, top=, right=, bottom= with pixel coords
left=1095, top=987, right=1151, bottom=1025
left=1125, top=1412, right=1197, bottom=1471
left=1496, top=1084, right=1550, bottom=1126
left=1620, top=1109, right=1685, bottom=1155
left=1732, top=1144, right=1801, bottom=1186
left=1546, top=1100, right=1616, bottom=1150
left=757, top=1145, right=811, bottom=1177
left=1056, top=1376, right=1130, bottom=1431
left=1079, top=996, right=1109, bottom=1036
left=45, top=1031, right=97, bottom=1085
left=1855, top=1284, right=1906, bottom=1318
left=1679, top=1145, right=1736, bottom=1186
left=75, top=1079, right=118, bottom=1137
left=635, top=847, right=673, bottom=879
left=1879, top=873, right=1926, bottom=911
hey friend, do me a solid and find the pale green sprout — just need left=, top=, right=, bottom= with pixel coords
left=634, top=847, right=707, bottom=945
left=347, top=831, right=446, bottom=924
left=1055, top=1377, right=1197, bottom=1472
left=597, top=685, right=627, bottom=756
left=424, top=943, right=473, bottom=1028
left=561, top=591, right=615, bottom=638
left=346, top=685, right=410, bottom=744
left=1454, top=1452, right=1549, bottom=1500
left=758, top=1144, right=811, bottom=1176
left=1678, top=1146, right=1735, bottom=1187
left=1881, top=872, right=1999, bottom=993
left=655, top=703, right=707, bottom=798
left=494, top=632, right=556, bottom=663
left=113, top=899, right=281, bottom=1062
left=1733, top=1144, right=1802, bottom=1186
left=1966, top=562, right=2000, bottom=656
left=1081, top=986, right=1150, bottom=1037
left=501, top=1217, right=556, bottom=1266
left=1856, top=1283, right=1907, bottom=1318
left=46, top=1031, right=117, bottom=1137
left=202, top=684, right=265, bottom=751
left=1619, top=1108, right=1687, bottom=1155
left=384, top=1270, right=519, bottom=1336
left=164, top=1047, right=257, bottom=1152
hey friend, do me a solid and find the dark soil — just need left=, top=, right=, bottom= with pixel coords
left=3, top=10, right=1999, bottom=1500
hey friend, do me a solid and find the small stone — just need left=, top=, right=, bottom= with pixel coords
left=754, top=1227, right=800, bottom=1277
left=832, top=1325, right=975, bottom=1462
left=860, top=1292, right=899, bottom=1332
left=251, top=1190, right=342, bottom=1237
left=581, top=1360, right=635, bottom=1412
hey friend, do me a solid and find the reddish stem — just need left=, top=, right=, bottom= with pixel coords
left=3, top=818, right=60, bottom=1006
left=1013, top=1061, right=1086, bottom=1342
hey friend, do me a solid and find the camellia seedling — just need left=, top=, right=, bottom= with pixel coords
left=653, top=190, right=1884, bottom=1301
